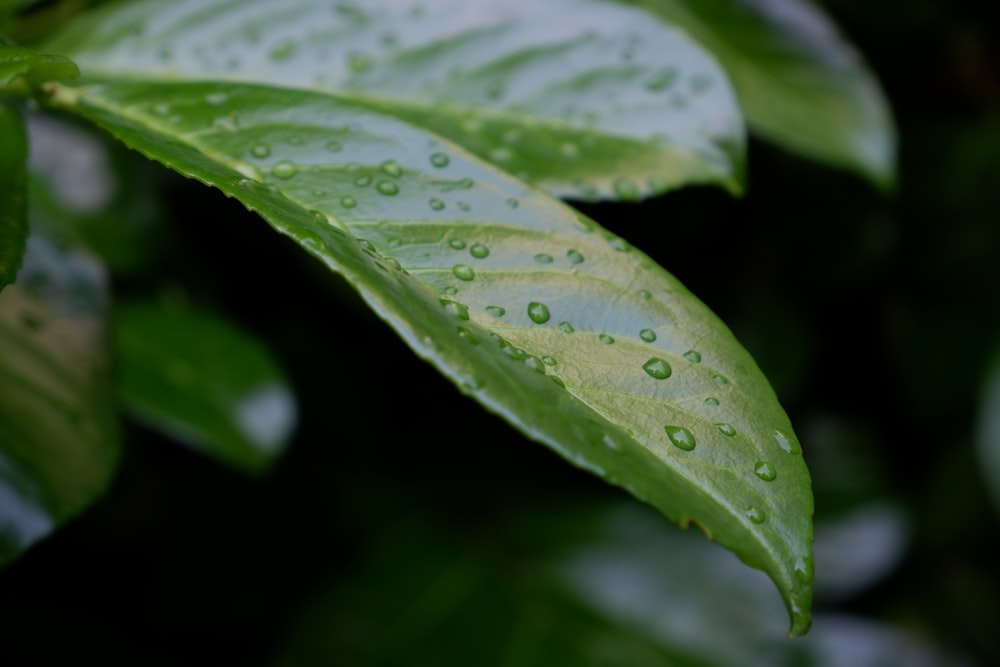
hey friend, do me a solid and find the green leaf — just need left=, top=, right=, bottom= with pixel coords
left=115, top=300, right=297, bottom=474
left=628, top=0, right=896, bottom=188
left=47, top=77, right=813, bottom=633
left=0, top=100, right=27, bottom=292
left=43, top=0, right=746, bottom=200
left=0, top=233, right=118, bottom=567
left=0, top=39, right=78, bottom=88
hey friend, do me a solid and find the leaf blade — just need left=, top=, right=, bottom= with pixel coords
left=629, top=0, right=896, bottom=187
left=44, top=0, right=746, bottom=200
left=49, top=77, right=813, bottom=632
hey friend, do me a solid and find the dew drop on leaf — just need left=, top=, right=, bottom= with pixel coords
left=489, top=147, right=513, bottom=162
left=534, top=253, right=554, bottom=264
left=794, top=556, right=814, bottom=584
left=704, top=397, right=720, bottom=407
left=745, top=507, right=766, bottom=524
left=429, top=197, right=445, bottom=211
left=774, top=430, right=797, bottom=454
left=441, top=300, right=470, bottom=321
left=452, top=264, right=475, bottom=281
left=506, top=197, right=519, bottom=209
left=250, top=144, right=271, bottom=158
left=712, top=374, right=730, bottom=386
left=559, top=321, right=575, bottom=333
left=683, top=350, right=702, bottom=363
left=599, top=334, right=615, bottom=345
left=205, top=92, right=228, bottom=105
left=645, top=67, right=678, bottom=92
left=606, top=235, right=630, bottom=252
left=642, top=357, right=672, bottom=379
left=271, top=161, right=298, bottom=179
left=527, top=302, right=551, bottom=324
left=449, top=239, right=466, bottom=250
left=380, top=160, right=402, bottom=177
left=566, top=249, right=585, bottom=264
left=715, top=423, right=737, bottom=437
left=639, top=328, right=656, bottom=342
left=560, top=142, right=579, bottom=158
left=376, top=180, right=399, bottom=196
left=325, top=139, right=342, bottom=152
left=664, top=425, right=696, bottom=451
left=354, top=175, right=372, bottom=187
left=542, top=356, right=557, bottom=366
left=340, top=196, right=357, bottom=209
left=348, top=52, right=372, bottom=72
left=602, top=435, right=622, bottom=451
left=470, top=243, right=489, bottom=259
left=485, top=305, right=506, bottom=318
left=636, top=289, right=652, bottom=300
left=754, top=462, right=777, bottom=482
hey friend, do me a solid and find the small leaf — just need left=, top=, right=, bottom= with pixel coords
left=43, top=0, right=746, bottom=200
left=0, top=40, right=78, bottom=88
left=115, top=300, right=297, bottom=474
left=48, top=78, right=812, bottom=632
left=631, top=0, right=896, bottom=188
left=0, top=100, right=27, bottom=293
left=0, top=233, right=118, bottom=567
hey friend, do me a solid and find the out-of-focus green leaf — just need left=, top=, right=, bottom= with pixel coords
left=45, top=77, right=812, bottom=633
left=0, top=233, right=118, bottom=567
left=115, top=300, right=297, bottom=474
left=0, top=100, right=27, bottom=293
left=279, top=501, right=959, bottom=667
left=43, top=0, right=746, bottom=200
left=976, top=349, right=1000, bottom=520
left=0, top=39, right=78, bottom=87
left=628, top=0, right=896, bottom=188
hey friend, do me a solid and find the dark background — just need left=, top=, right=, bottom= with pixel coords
left=2, top=0, right=1000, bottom=664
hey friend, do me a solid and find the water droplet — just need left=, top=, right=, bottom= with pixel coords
left=613, top=178, right=640, bottom=200
left=712, top=374, right=730, bottom=386
left=642, top=357, right=672, bottom=379
left=754, top=462, right=777, bottom=482
left=793, top=556, right=814, bottom=584
left=441, top=300, right=470, bottom=321
left=542, top=356, right=557, bottom=366
left=270, top=42, right=296, bottom=61
left=271, top=161, right=298, bottom=179
left=376, top=180, right=399, bottom=196
left=527, top=302, right=551, bottom=324
left=606, top=235, right=630, bottom=252
left=251, top=144, right=271, bottom=158
left=636, top=289, right=652, bottom=300
left=205, top=92, right=228, bottom=105
left=683, top=350, right=702, bottom=363
left=639, top=328, right=656, bottom=342
left=534, top=253, right=554, bottom=264
left=485, top=305, right=506, bottom=317
left=458, top=177, right=474, bottom=189
left=506, top=197, right=519, bottom=209
left=441, top=286, right=458, bottom=295
left=457, top=327, right=480, bottom=345
left=380, top=160, right=402, bottom=177
left=566, top=249, right=585, bottom=264
left=452, top=264, right=475, bottom=281
left=358, top=239, right=376, bottom=253
left=429, top=197, right=445, bottom=210
left=354, top=174, right=372, bottom=187
left=560, top=142, right=579, bottom=158
left=325, top=139, right=342, bottom=152
left=665, top=425, right=696, bottom=451
left=745, top=506, right=766, bottom=524
left=774, top=430, right=797, bottom=454
left=559, top=321, right=575, bottom=333
left=599, top=334, right=615, bottom=345
left=550, top=376, right=566, bottom=388
left=348, top=52, right=372, bottom=72
left=715, top=423, right=737, bottom=437
left=152, top=103, right=171, bottom=116
left=524, top=356, right=546, bottom=373
left=645, top=67, right=678, bottom=92
left=449, top=239, right=466, bottom=250
left=601, top=435, right=622, bottom=452
left=704, top=397, right=720, bottom=406
left=457, top=201, right=470, bottom=211
left=340, top=196, right=357, bottom=209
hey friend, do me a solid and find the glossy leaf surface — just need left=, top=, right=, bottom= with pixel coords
left=0, top=100, right=26, bottom=292
left=115, top=300, right=297, bottom=474
left=0, top=234, right=118, bottom=567
left=629, top=0, right=895, bottom=187
left=0, top=38, right=78, bottom=87
left=47, top=75, right=812, bottom=632
left=44, top=0, right=746, bottom=200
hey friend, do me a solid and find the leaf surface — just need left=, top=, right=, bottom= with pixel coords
left=628, top=0, right=895, bottom=187
left=0, top=38, right=78, bottom=87
left=43, top=0, right=746, bottom=200
left=115, top=300, right=297, bottom=473
left=47, top=76, right=812, bottom=632
left=0, top=100, right=27, bottom=293
left=0, top=233, right=118, bottom=567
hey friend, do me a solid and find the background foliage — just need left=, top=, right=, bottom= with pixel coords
left=1, top=0, right=999, bottom=665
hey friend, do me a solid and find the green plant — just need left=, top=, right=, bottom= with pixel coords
left=0, top=0, right=895, bottom=650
